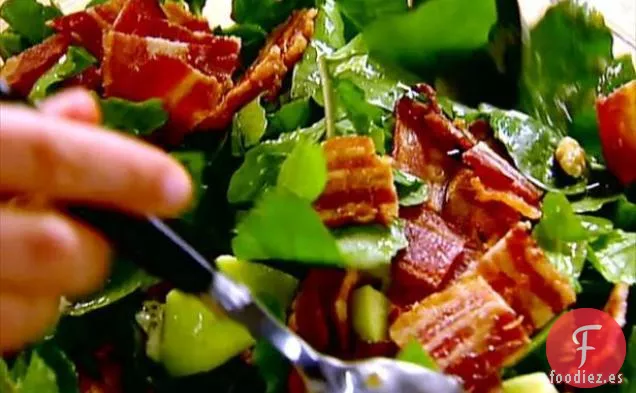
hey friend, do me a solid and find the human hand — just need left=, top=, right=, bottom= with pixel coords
left=0, top=88, right=193, bottom=352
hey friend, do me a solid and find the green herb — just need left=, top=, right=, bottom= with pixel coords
left=362, top=0, right=497, bottom=71
left=228, top=120, right=326, bottom=204
left=334, top=221, right=408, bottom=268
left=597, top=55, right=636, bottom=96
left=396, top=340, right=439, bottom=371
left=277, top=140, right=328, bottom=201
left=232, top=189, right=343, bottom=265
left=0, top=29, right=29, bottom=60
left=336, top=0, right=407, bottom=30
left=28, top=47, right=97, bottom=102
left=393, top=169, right=429, bottom=207
left=99, top=98, right=169, bottom=136
left=267, top=98, right=313, bottom=135
left=587, top=230, right=636, bottom=285
left=0, top=0, right=62, bottom=45
left=232, top=0, right=313, bottom=31
left=231, top=97, right=268, bottom=156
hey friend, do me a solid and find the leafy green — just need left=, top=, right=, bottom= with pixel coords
left=588, top=230, right=636, bottom=285
left=622, top=327, right=636, bottom=393
left=0, top=0, right=62, bottom=45
left=291, top=0, right=346, bottom=103
left=597, top=55, right=636, bottom=96
left=277, top=140, right=327, bottom=201
left=612, top=197, right=636, bottom=231
left=184, top=0, right=206, bottom=16
left=393, top=169, right=429, bottom=207
left=267, top=98, right=313, bottom=135
left=362, top=0, right=497, bottom=71
left=252, top=340, right=289, bottom=393
left=172, top=151, right=207, bottom=222
left=231, top=0, right=313, bottom=31
left=570, top=193, right=621, bottom=213
left=579, top=216, right=613, bottom=240
left=216, top=24, right=267, bottom=65
left=333, top=79, right=387, bottom=140
left=36, top=342, right=79, bottom=393
left=232, top=97, right=268, bottom=156
left=0, top=352, right=60, bottom=393
left=0, top=29, right=28, bottom=60
left=334, top=221, right=408, bottom=268
left=29, top=46, right=97, bottom=102
left=487, top=108, right=587, bottom=194
left=232, top=190, right=343, bottom=265
left=100, top=98, right=169, bottom=136
left=228, top=120, right=326, bottom=204
left=86, top=0, right=109, bottom=6
left=336, top=0, right=406, bottom=30
left=396, top=340, right=439, bottom=371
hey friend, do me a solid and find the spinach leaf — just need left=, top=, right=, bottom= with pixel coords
left=396, top=340, right=439, bottom=371
left=1, top=351, right=60, bottom=393
left=232, top=0, right=314, bottom=32
left=0, top=0, right=62, bottom=45
left=334, top=221, right=408, bottom=268
left=172, top=151, right=207, bottom=223
left=29, top=47, right=97, bottom=102
left=362, top=0, right=497, bottom=71
left=232, top=189, right=343, bottom=265
left=36, top=342, right=79, bottom=393
left=336, top=0, right=407, bottom=30
left=216, top=24, right=267, bottom=65
left=231, top=97, right=268, bottom=156
left=100, top=98, right=169, bottom=136
left=622, top=327, right=636, bottom=393
left=597, top=55, right=636, bottom=96
left=267, top=98, right=313, bottom=135
left=570, top=193, right=621, bottom=213
left=487, top=108, right=587, bottom=194
left=291, top=0, right=346, bottom=103
left=0, top=358, right=13, bottom=392
left=253, top=340, right=289, bottom=393
left=228, top=120, right=326, bottom=204
left=612, top=197, right=636, bottom=231
left=277, top=139, right=327, bottom=201
left=334, top=79, right=385, bottom=131
left=66, top=258, right=157, bottom=316
left=0, top=29, right=28, bottom=60
left=588, top=230, right=636, bottom=285
left=393, top=169, right=429, bottom=207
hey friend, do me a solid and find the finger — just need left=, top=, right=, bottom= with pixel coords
left=38, top=88, right=102, bottom=124
left=0, top=105, right=192, bottom=216
left=0, top=206, right=111, bottom=297
left=0, top=293, right=59, bottom=353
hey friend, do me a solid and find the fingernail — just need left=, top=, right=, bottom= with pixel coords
left=162, top=166, right=193, bottom=213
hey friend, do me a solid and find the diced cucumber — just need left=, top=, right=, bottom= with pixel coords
left=215, top=255, right=299, bottom=309
left=503, top=373, right=558, bottom=393
left=351, top=285, right=389, bottom=342
left=160, top=290, right=254, bottom=377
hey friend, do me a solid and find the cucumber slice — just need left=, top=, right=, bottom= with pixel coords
left=503, top=373, right=558, bottom=393
left=160, top=290, right=254, bottom=377
left=351, top=285, right=389, bottom=342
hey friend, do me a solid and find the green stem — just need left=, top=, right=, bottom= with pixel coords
left=318, top=56, right=336, bottom=139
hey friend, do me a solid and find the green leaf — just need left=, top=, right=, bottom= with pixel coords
left=396, top=340, right=439, bottom=371
left=267, top=98, right=313, bottom=135
left=597, top=55, right=636, bottom=96
left=232, top=0, right=314, bottom=31
left=588, top=230, right=636, bottom=285
left=232, top=97, right=268, bottom=156
left=253, top=340, right=290, bottom=393
left=362, top=0, right=497, bottom=71
left=100, top=98, right=169, bottom=136
left=216, top=24, right=267, bottom=65
left=0, top=359, right=16, bottom=393
left=0, top=29, right=29, bottom=60
left=277, top=140, right=327, bottom=201
left=487, top=108, right=587, bottom=194
left=232, top=190, right=343, bottom=265
left=579, top=216, right=613, bottom=240
left=291, top=0, right=346, bottom=103
left=621, top=327, right=636, bottom=393
left=334, top=221, right=408, bottom=269
left=336, top=0, right=407, bottom=30
left=393, top=169, right=429, bottom=207
left=184, top=0, right=206, bottom=16
left=334, top=79, right=385, bottom=133
left=570, top=193, right=621, bottom=213
left=28, top=46, right=97, bottom=102
left=172, top=151, right=207, bottom=223
left=0, top=0, right=62, bottom=45
left=36, top=343, right=79, bottom=393
left=228, top=120, right=326, bottom=204
left=86, top=0, right=109, bottom=6
left=18, top=352, right=59, bottom=393
left=612, top=197, right=636, bottom=232
left=66, top=258, right=158, bottom=316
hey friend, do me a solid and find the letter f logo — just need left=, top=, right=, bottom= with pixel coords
left=572, top=325, right=602, bottom=368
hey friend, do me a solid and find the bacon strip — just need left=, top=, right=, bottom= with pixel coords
left=314, top=136, right=399, bottom=228
left=102, top=31, right=224, bottom=140
left=390, top=275, right=529, bottom=392
left=477, top=223, right=576, bottom=332
left=161, top=1, right=211, bottom=32
left=0, top=34, right=70, bottom=97
left=198, top=9, right=317, bottom=130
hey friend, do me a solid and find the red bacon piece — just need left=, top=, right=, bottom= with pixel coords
left=0, top=34, right=70, bottom=97
left=463, top=142, right=542, bottom=205
left=161, top=1, right=211, bottom=32
left=314, top=136, right=399, bottom=228
left=61, top=65, right=102, bottom=92
left=477, top=223, right=576, bottom=332
left=198, top=9, right=318, bottom=130
left=390, top=275, right=530, bottom=392
left=102, top=31, right=224, bottom=140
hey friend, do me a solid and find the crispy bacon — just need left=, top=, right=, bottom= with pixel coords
left=333, top=270, right=362, bottom=353
left=389, top=275, right=530, bottom=392
left=198, top=9, right=317, bottom=130
left=161, top=1, right=211, bottom=32
left=61, top=65, right=102, bottom=92
left=603, top=283, right=629, bottom=328
left=314, top=136, right=399, bottom=227
left=102, top=31, right=224, bottom=140
left=469, top=175, right=541, bottom=220
left=0, top=34, right=70, bottom=97
left=463, top=142, right=542, bottom=205
left=389, top=206, right=467, bottom=305
left=477, top=223, right=576, bottom=332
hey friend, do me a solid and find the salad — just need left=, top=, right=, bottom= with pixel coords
left=0, top=0, right=635, bottom=392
